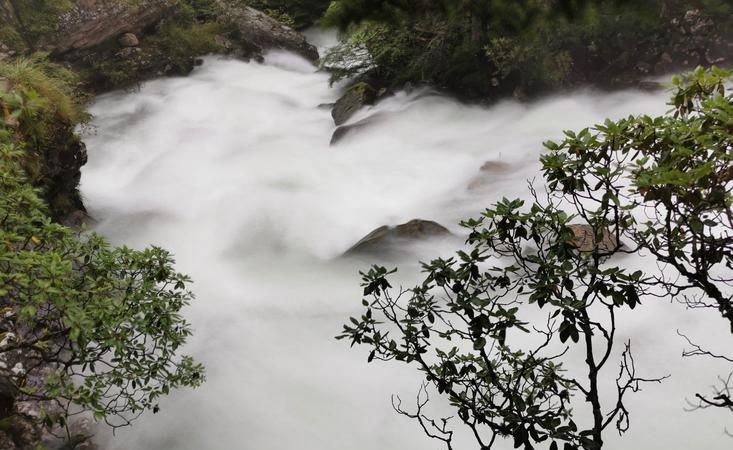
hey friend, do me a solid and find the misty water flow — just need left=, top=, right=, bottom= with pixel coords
left=81, top=44, right=731, bottom=449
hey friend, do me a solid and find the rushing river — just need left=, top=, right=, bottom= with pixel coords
left=80, top=44, right=731, bottom=449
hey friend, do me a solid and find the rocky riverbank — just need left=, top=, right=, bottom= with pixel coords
left=0, top=2, right=321, bottom=449
left=1, top=0, right=321, bottom=226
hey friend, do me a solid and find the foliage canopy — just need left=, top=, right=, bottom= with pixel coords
left=340, top=67, right=733, bottom=449
left=0, top=80, right=204, bottom=431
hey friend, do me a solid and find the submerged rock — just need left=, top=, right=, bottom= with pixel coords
left=467, top=160, right=512, bottom=190
left=567, top=224, right=624, bottom=252
left=345, top=219, right=451, bottom=255
left=330, top=112, right=386, bottom=145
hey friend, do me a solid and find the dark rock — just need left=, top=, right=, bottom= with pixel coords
left=332, top=82, right=377, bottom=126
left=214, top=1, right=319, bottom=63
left=117, top=33, right=139, bottom=47
left=60, top=210, right=89, bottom=229
left=0, top=376, right=17, bottom=417
left=345, top=219, right=451, bottom=255
left=567, top=224, right=624, bottom=253
left=43, top=133, right=88, bottom=222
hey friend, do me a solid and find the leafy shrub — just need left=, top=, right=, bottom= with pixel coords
left=0, top=92, right=204, bottom=430
left=0, top=55, right=83, bottom=124
left=341, top=66, right=733, bottom=449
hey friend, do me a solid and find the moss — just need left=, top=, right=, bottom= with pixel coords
left=81, top=18, right=237, bottom=92
left=350, top=81, right=374, bottom=97
left=154, top=21, right=233, bottom=70
left=262, top=8, right=296, bottom=28
left=13, top=0, right=74, bottom=46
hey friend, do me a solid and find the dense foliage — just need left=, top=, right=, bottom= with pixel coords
left=0, top=68, right=204, bottom=431
left=341, top=67, right=733, bottom=448
left=322, top=0, right=731, bottom=98
left=247, top=0, right=331, bottom=29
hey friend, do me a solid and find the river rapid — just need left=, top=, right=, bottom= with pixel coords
left=80, top=44, right=731, bottom=449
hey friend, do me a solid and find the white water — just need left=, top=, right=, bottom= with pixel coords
left=80, top=50, right=732, bottom=450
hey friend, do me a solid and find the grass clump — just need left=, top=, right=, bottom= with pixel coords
left=0, top=55, right=84, bottom=124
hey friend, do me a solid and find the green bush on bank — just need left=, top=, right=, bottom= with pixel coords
left=0, top=68, right=204, bottom=434
left=322, top=0, right=730, bottom=98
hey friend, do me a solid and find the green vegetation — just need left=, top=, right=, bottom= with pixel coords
left=0, top=55, right=88, bottom=223
left=322, top=0, right=731, bottom=98
left=0, top=25, right=27, bottom=53
left=0, top=54, right=86, bottom=212
left=0, top=55, right=84, bottom=124
left=11, top=0, right=74, bottom=47
left=0, top=67, right=204, bottom=433
left=81, top=0, right=238, bottom=91
left=247, top=0, right=331, bottom=29
left=341, top=67, right=733, bottom=448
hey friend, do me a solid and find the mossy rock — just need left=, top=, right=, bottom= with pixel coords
left=331, top=81, right=377, bottom=126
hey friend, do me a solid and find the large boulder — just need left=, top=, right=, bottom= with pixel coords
left=345, top=219, right=451, bottom=256
left=214, top=1, right=319, bottom=63
left=332, top=81, right=377, bottom=126
left=50, top=0, right=176, bottom=55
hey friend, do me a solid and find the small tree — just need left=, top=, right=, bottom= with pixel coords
left=544, top=65, right=733, bottom=424
left=340, top=67, right=733, bottom=448
left=0, top=90, right=204, bottom=435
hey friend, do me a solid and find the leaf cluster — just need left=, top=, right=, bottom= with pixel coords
left=0, top=96, right=204, bottom=430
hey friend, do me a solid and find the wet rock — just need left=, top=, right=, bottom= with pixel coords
left=117, top=33, right=139, bottom=47
left=567, top=224, right=623, bottom=252
left=214, top=1, right=319, bottom=63
left=332, top=82, right=377, bottom=126
left=346, top=219, right=451, bottom=255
